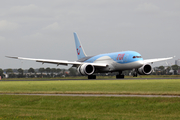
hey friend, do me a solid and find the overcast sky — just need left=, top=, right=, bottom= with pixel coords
left=0, top=0, right=179, bottom=69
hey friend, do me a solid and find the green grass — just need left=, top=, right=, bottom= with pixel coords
left=0, top=95, right=180, bottom=120
left=2, top=75, right=180, bottom=80
left=1, top=79, right=180, bottom=119
left=1, top=79, right=180, bottom=95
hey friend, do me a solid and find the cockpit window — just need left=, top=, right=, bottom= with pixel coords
left=133, top=56, right=142, bottom=58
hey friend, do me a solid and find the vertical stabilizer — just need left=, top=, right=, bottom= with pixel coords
left=73, top=32, right=87, bottom=60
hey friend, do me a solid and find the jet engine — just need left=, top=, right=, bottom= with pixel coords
left=77, top=64, right=95, bottom=75
left=137, top=64, right=153, bottom=75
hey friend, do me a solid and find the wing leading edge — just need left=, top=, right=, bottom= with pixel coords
left=143, top=57, right=174, bottom=64
left=5, top=56, right=107, bottom=67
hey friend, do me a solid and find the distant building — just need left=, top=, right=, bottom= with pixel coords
left=175, top=59, right=180, bottom=66
left=178, top=70, right=180, bottom=74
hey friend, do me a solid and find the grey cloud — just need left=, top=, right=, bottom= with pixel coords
left=135, top=3, right=160, bottom=13
left=0, top=36, right=6, bottom=41
left=0, top=20, right=19, bottom=31
left=0, top=0, right=179, bottom=69
left=42, top=22, right=62, bottom=31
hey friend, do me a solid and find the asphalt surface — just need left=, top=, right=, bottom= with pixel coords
left=1, top=93, right=180, bottom=98
left=1, top=77, right=180, bottom=81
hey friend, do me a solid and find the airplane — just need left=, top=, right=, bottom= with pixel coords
left=6, top=32, right=173, bottom=79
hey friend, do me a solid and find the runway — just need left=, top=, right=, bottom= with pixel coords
left=2, top=93, right=180, bottom=98
left=1, top=77, right=180, bottom=81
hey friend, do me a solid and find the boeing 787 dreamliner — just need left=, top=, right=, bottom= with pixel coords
left=6, top=32, right=173, bottom=79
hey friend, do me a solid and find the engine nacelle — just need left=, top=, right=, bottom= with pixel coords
left=77, top=64, right=95, bottom=75
left=137, top=64, right=153, bottom=75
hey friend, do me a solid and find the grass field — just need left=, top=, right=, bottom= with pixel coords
left=2, top=75, right=180, bottom=80
left=1, top=79, right=180, bottom=119
left=1, top=79, right=180, bottom=95
left=1, top=95, right=180, bottom=120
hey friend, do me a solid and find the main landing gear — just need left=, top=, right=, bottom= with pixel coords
left=132, top=69, right=138, bottom=77
left=116, top=71, right=124, bottom=79
left=88, top=75, right=96, bottom=79
left=88, top=71, right=125, bottom=79
left=133, top=73, right=138, bottom=77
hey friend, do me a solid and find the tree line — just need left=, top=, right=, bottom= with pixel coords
left=0, top=65, right=179, bottom=78
left=153, top=65, right=179, bottom=75
left=0, top=67, right=77, bottom=78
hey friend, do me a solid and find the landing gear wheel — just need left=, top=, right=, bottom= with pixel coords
left=132, top=69, right=138, bottom=77
left=116, top=75, right=124, bottom=79
left=88, top=75, right=96, bottom=79
left=116, top=71, right=124, bottom=79
left=133, top=73, right=138, bottom=77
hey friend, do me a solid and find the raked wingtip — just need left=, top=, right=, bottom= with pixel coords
left=5, top=56, right=18, bottom=59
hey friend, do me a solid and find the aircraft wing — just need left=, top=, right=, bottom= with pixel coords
left=143, top=57, right=174, bottom=64
left=6, top=56, right=107, bottom=67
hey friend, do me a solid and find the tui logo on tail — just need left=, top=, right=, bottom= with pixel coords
left=74, top=32, right=87, bottom=60
left=77, top=46, right=81, bottom=55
